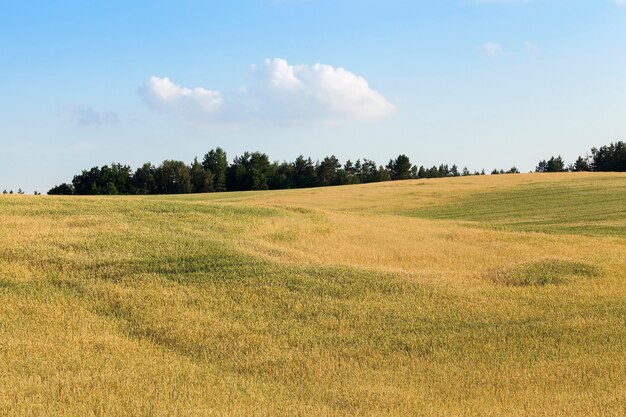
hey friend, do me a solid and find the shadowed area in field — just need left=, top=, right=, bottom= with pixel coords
left=486, top=259, right=602, bottom=287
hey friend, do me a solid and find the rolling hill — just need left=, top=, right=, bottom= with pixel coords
left=1, top=172, right=625, bottom=416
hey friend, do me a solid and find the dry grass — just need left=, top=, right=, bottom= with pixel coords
left=0, top=173, right=625, bottom=416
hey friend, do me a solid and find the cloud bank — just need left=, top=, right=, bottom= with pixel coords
left=139, top=58, right=395, bottom=125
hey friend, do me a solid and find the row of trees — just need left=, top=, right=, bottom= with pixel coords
left=47, top=148, right=517, bottom=196
left=536, top=141, right=626, bottom=173
left=2, top=189, right=27, bottom=195
left=37, top=140, right=625, bottom=196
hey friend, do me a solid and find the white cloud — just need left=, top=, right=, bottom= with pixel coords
left=71, top=106, right=119, bottom=127
left=482, top=41, right=503, bottom=57
left=615, top=0, right=626, bottom=8
left=139, top=58, right=395, bottom=125
left=139, top=76, right=223, bottom=121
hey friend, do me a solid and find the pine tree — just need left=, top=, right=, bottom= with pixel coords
left=203, top=148, right=228, bottom=191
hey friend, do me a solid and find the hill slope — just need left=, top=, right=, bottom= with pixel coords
left=1, top=173, right=625, bottom=416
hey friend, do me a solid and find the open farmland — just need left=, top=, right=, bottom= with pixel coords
left=0, top=172, right=625, bottom=416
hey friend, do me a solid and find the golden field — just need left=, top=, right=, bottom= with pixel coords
left=0, top=172, right=625, bottom=416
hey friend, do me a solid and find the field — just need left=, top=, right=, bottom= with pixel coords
left=1, top=172, right=625, bottom=416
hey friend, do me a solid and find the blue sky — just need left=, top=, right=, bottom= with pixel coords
left=1, top=0, right=625, bottom=192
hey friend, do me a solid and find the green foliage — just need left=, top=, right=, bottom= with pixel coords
left=190, top=158, right=213, bottom=193
left=269, top=161, right=295, bottom=190
left=572, top=156, right=591, bottom=172
left=133, top=163, right=156, bottom=194
left=47, top=183, right=74, bottom=195
left=316, top=155, right=342, bottom=186
left=202, top=147, right=228, bottom=192
left=536, top=156, right=567, bottom=173
left=293, top=156, right=317, bottom=188
left=387, top=154, right=413, bottom=180
left=358, top=159, right=379, bottom=183
left=70, top=164, right=133, bottom=195
left=154, top=160, right=192, bottom=194
left=226, top=152, right=272, bottom=191
left=591, top=141, right=626, bottom=172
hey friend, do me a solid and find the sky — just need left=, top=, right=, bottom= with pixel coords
left=1, top=0, right=625, bottom=193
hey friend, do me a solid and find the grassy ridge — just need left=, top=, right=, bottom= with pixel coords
left=0, top=173, right=625, bottom=416
left=406, top=174, right=626, bottom=236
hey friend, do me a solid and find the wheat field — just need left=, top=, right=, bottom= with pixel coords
left=0, top=172, right=625, bottom=416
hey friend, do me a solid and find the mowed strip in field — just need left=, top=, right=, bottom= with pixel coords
left=0, top=173, right=625, bottom=416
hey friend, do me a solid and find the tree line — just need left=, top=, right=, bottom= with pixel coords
left=535, top=141, right=626, bottom=173
left=47, top=149, right=490, bottom=195
left=8, top=139, right=618, bottom=196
